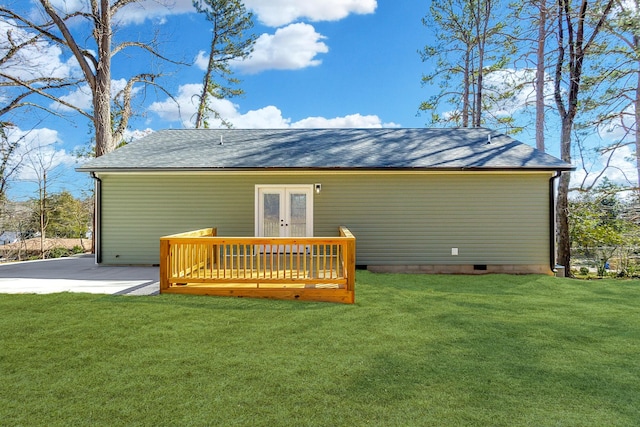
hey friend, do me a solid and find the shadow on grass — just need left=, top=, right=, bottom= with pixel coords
left=97, top=292, right=348, bottom=312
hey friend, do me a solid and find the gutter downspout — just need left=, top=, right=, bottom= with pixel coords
left=549, top=171, right=562, bottom=274
left=90, top=172, right=102, bottom=264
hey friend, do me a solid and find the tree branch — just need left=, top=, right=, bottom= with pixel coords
left=39, top=0, right=97, bottom=90
left=111, top=40, right=187, bottom=65
left=0, top=73, right=92, bottom=119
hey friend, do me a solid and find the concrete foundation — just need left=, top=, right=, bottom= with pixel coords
left=366, top=264, right=553, bottom=275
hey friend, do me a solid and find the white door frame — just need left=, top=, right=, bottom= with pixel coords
left=255, top=185, right=314, bottom=238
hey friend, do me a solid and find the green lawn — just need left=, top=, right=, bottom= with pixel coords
left=1, top=272, right=639, bottom=426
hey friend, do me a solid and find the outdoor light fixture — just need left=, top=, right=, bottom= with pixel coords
left=315, top=183, right=322, bottom=194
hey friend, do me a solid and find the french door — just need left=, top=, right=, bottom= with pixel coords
left=256, top=185, right=313, bottom=238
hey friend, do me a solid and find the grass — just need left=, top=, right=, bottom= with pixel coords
left=1, top=272, right=639, bottom=426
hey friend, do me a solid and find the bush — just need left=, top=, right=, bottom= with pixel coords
left=47, top=247, right=70, bottom=259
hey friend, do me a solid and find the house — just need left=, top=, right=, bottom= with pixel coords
left=0, top=231, right=19, bottom=246
left=77, top=128, right=573, bottom=275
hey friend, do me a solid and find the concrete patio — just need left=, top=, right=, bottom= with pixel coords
left=0, top=254, right=159, bottom=295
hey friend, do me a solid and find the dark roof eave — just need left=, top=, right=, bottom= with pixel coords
left=77, top=165, right=575, bottom=173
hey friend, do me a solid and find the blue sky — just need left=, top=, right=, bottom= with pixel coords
left=2, top=0, right=636, bottom=201
left=3, top=0, right=434, bottom=200
left=143, top=0, right=427, bottom=129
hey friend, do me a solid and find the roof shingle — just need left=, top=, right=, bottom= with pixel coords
left=77, top=128, right=573, bottom=171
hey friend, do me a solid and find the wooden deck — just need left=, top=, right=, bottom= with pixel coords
left=159, top=227, right=356, bottom=303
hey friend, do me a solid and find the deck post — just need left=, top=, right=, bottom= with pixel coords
left=340, top=226, right=356, bottom=303
left=346, top=235, right=356, bottom=302
left=159, top=238, right=170, bottom=292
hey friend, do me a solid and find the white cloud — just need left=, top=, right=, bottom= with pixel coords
left=291, top=114, right=399, bottom=128
left=41, top=0, right=377, bottom=29
left=438, top=68, right=555, bottom=126
left=48, top=0, right=87, bottom=14
left=43, top=0, right=376, bottom=28
left=194, top=51, right=209, bottom=71
left=3, top=126, right=76, bottom=182
left=233, top=23, right=328, bottom=74
left=45, top=0, right=193, bottom=26
left=596, top=104, right=636, bottom=144
left=148, top=83, right=396, bottom=129
left=612, top=0, right=639, bottom=18
left=113, top=0, right=195, bottom=25
left=483, top=68, right=555, bottom=116
left=148, top=83, right=207, bottom=127
left=148, top=83, right=290, bottom=128
left=55, top=85, right=93, bottom=112
left=245, top=0, right=377, bottom=27
left=123, top=128, right=154, bottom=143
left=572, top=144, right=638, bottom=190
left=232, top=105, right=292, bottom=128
left=0, top=19, right=78, bottom=81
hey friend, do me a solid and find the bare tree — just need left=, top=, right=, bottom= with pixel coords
left=0, top=1, right=178, bottom=157
left=0, top=199, right=31, bottom=261
left=22, top=140, right=65, bottom=259
left=0, top=125, right=19, bottom=210
left=0, top=20, right=82, bottom=207
left=0, top=19, right=82, bottom=118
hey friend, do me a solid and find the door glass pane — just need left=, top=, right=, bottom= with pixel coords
left=289, top=193, right=307, bottom=237
left=263, top=193, right=280, bottom=237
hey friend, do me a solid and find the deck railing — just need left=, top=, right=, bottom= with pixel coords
left=159, top=227, right=355, bottom=303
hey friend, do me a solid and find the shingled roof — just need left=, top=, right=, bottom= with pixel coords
left=77, top=128, right=573, bottom=172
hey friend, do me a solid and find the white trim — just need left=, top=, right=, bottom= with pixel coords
left=255, top=185, right=314, bottom=238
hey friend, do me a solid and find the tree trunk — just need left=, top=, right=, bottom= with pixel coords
left=556, top=119, right=573, bottom=270
left=556, top=172, right=571, bottom=270
left=462, top=49, right=471, bottom=127
left=473, top=59, right=484, bottom=128
left=635, top=41, right=640, bottom=192
left=535, top=1, right=547, bottom=152
left=39, top=170, right=46, bottom=259
left=94, top=0, right=113, bottom=157
left=94, top=85, right=112, bottom=157
left=473, top=0, right=485, bottom=128
left=194, top=48, right=215, bottom=129
left=555, top=112, right=575, bottom=273
left=474, top=53, right=484, bottom=127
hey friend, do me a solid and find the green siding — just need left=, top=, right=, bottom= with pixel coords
left=100, top=174, right=255, bottom=264
left=99, top=172, right=552, bottom=267
left=315, top=174, right=551, bottom=266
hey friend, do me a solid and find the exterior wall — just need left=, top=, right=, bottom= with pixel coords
left=98, top=171, right=553, bottom=273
